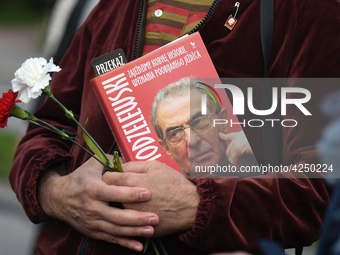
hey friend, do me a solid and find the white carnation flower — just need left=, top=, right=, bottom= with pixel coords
left=11, top=57, right=61, bottom=103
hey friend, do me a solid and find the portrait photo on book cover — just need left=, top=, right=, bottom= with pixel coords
left=150, top=77, right=258, bottom=179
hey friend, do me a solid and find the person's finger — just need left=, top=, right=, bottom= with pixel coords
left=113, top=236, right=145, bottom=252
left=97, top=178, right=151, bottom=202
left=219, top=132, right=234, bottom=141
left=121, top=160, right=162, bottom=173
left=211, top=252, right=252, bottom=255
left=94, top=219, right=155, bottom=237
left=225, top=141, right=232, bottom=157
left=92, top=232, right=145, bottom=252
left=102, top=171, right=135, bottom=187
left=225, top=141, right=238, bottom=165
left=228, top=153, right=237, bottom=165
left=82, top=156, right=109, bottom=178
left=100, top=206, right=159, bottom=227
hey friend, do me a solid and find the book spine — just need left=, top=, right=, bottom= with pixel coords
left=91, top=80, right=135, bottom=162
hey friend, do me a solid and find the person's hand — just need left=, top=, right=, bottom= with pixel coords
left=103, top=160, right=200, bottom=237
left=219, top=131, right=256, bottom=167
left=37, top=156, right=159, bottom=252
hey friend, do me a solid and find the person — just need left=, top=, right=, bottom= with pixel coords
left=43, top=0, right=100, bottom=63
left=9, top=0, right=340, bottom=255
left=150, top=77, right=255, bottom=178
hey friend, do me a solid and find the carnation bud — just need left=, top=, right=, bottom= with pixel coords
left=10, top=105, right=36, bottom=121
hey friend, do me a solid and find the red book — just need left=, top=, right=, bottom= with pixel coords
left=90, top=32, right=242, bottom=173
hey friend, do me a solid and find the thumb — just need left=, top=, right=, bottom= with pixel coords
left=82, top=156, right=109, bottom=178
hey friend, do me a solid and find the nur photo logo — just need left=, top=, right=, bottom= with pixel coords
left=196, top=82, right=222, bottom=115
left=198, top=80, right=312, bottom=128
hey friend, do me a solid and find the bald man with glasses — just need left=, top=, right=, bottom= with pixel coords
left=150, top=77, right=254, bottom=178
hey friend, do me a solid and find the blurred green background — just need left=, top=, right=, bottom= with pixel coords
left=0, top=0, right=54, bottom=25
left=0, top=133, right=17, bottom=177
left=0, top=0, right=55, bottom=178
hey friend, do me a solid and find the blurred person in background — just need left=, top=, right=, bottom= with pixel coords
left=43, top=0, right=100, bottom=64
left=33, top=0, right=99, bottom=110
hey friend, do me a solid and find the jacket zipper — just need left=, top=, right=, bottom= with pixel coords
left=133, top=0, right=145, bottom=60
left=79, top=237, right=91, bottom=255
left=190, top=0, right=221, bottom=34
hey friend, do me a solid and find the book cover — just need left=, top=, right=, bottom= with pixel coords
left=90, top=32, right=243, bottom=174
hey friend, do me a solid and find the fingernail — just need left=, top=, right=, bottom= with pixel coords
left=140, top=191, right=149, bottom=200
left=133, top=244, right=143, bottom=252
left=143, top=228, right=152, bottom=236
left=148, top=216, right=157, bottom=225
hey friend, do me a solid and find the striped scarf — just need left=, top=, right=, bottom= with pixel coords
left=142, top=0, right=214, bottom=55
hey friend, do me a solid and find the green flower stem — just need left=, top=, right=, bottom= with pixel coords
left=11, top=104, right=67, bottom=139
left=34, top=118, right=71, bottom=139
left=29, top=120, right=67, bottom=138
left=29, top=118, right=111, bottom=170
left=156, top=238, right=168, bottom=255
left=45, top=89, right=118, bottom=171
left=70, top=139, right=110, bottom=170
left=151, top=239, right=160, bottom=255
left=71, top=115, right=117, bottom=171
left=70, top=115, right=112, bottom=164
left=144, top=238, right=167, bottom=255
left=114, top=151, right=123, bottom=173
left=49, top=93, right=74, bottom=118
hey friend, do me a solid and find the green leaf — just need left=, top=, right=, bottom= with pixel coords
left=143, top=238, right=150, bottom=254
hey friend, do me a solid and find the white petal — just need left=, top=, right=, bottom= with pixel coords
left=26, top=87, right=35, bottom=101
left=18, top=88, right=30, bottom=103
left=31, top=75, right=51, bottom=92
left=29, top=89, right=42, bottom=100
left=38, top=57, right=47, bottom=66
left=28, top=58, right=42, bottom=77
left=43, top=58, right=61, bottom=73
left=23, top=72, right=35, bottom=87
left=14, top=69, right=25, bottom=82
left=11, top=79, right=26, bottom=92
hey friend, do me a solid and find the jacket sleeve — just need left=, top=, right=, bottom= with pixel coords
left=180, top=176, right=329, bottom=252
left=180, top=0, right=339, bottom=252
left=8, top=15, right=93, bottom=224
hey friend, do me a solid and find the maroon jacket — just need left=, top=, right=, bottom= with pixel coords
left=9, top=0, right=340, bottom=254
